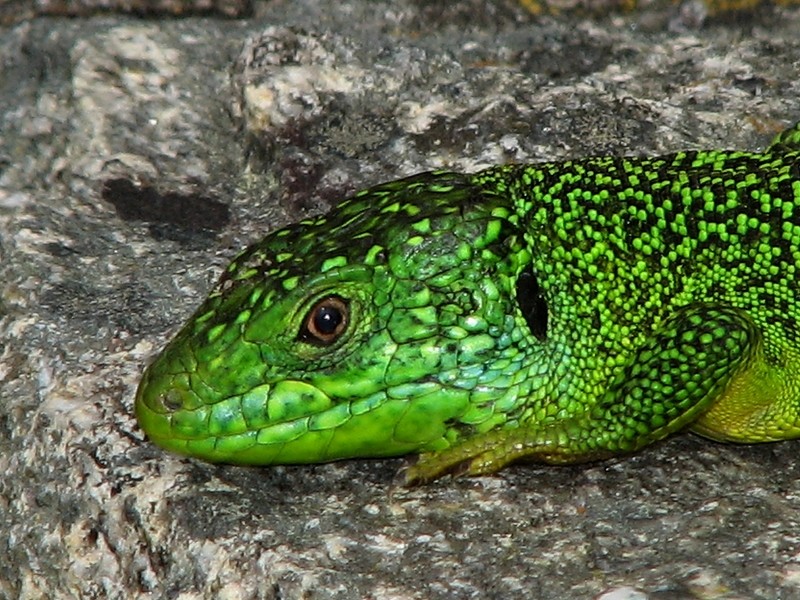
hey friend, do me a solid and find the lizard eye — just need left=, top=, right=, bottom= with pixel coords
left=299, top=296, right=349, bottom=345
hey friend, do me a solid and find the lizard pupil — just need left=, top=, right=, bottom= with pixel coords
left=315, top=306, right=342, bottom=333
left=300, top=296, right=349, bottom=345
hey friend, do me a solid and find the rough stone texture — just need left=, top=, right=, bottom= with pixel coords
left=0, top=0, right=252, bottom=24
left=1, top=2, right=800, bottom=599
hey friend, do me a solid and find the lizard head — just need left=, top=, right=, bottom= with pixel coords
left=135, top=170, right=541, bottom=465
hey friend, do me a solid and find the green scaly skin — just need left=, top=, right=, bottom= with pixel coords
left=135, top=121, right=800, bottom=484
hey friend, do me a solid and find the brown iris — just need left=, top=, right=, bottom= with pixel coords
left=299, top=296, right=349, bottom=345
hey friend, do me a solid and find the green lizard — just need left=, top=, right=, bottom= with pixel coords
left=135, top=120, right=800, bottom=484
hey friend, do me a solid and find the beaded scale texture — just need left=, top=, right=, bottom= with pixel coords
left=136, top=121, right=800, bottom=483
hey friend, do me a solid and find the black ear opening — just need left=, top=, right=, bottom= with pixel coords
left=516, top=269, right=548, bottom=342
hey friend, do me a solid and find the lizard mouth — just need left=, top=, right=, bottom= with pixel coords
left=134, top=358, right=353, bottom=464
left=134, top=356, right=465, bottom=465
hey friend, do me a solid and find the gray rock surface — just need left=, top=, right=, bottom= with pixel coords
left=2, top=2, right=800, bottom=598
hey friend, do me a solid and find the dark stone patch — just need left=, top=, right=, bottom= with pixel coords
left=516, top=32, right=622, bottom=80
left=0, top=0, right=253, bottom=24
left=101, top=178, right=230, bottom=242
left=42, top=242, right=80, bottom=257
left=406, top=0, right=528, bottom=30
left=276, top=152, right=326, bottom=214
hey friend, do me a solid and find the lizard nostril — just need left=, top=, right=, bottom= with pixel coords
left=162, top=388, right=185, bottom=411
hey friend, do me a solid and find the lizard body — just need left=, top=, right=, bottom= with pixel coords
left=135, top=121, right=800, bottom=483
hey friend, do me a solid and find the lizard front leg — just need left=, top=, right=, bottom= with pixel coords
left=404, top=304, right=759, bottom=485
